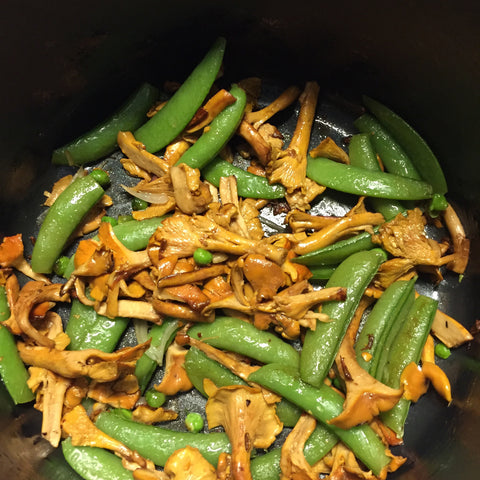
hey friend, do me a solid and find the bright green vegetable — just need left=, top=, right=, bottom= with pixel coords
left=248, top=364, right=392, bottom=476
left=308, top=264, right=336, bottom=280
left=135, top=38, right=226, bottom=153
left=300, top=249, right=387, bottom=387
left=100, top=215, right=118, bottom=226
left=66, top=299, right=129, bottom=352
left=0, top=286, right=34, bottom=404
left=96, top=411, right=230, bottom=467
left=62, top=438, right=134, bottom=480
left=175, top=84, right=246, bottom=170
left=52, top=82, right=158, bottom=166
left=185, top=412, right=204, bottom=433
left=53, top=255, right=70, bottom=277
left=362, top=95, right=448, bottom=194
left=131, top=197, right=149, bottom=211
left=380, top=294, right=438, bottom=437
left=31, top=173, right=106, bottom=273
left=88, top=168, right=111, bottom=187
left=435, top=342, right=452, bottom=359
left=188, top=316, right=300, bottom=368
left=145, top=389, right=166, bottom=408
left=202, top=157, right=286, bottom=199
left=306, top=156, right=434, bottom=200
left=193, top=247, right=213, bottom=265
left=348, top=133, right=406, bottom=220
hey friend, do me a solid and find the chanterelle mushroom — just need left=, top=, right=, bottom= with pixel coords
left=204, top=379, right=283, bottom=480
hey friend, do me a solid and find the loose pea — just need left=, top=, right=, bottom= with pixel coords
left=435, top=342, right=452, bottom=359
left=193, top=247, right=213, bottom=265
left=132, top=198, right=149, bottom=211
left=53, top=256, right=70, bottom=277
left=88, top=168, right=110, bottom=187
left=185, top=412, right=204, bottom=433
left=145, top=389, right=166, bottom=408
left=101, top=215, right=118, bottom=227
left=117, top=214, right=134, bottom=224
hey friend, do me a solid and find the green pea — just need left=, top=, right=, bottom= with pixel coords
left=53, top=255, right=70, bottom=277
left=117, top=214, right=134, bottom=224
left=435, top=342, right=452, bottom=359
left=185, top=412, right=204, bottom=433
left=145, top=389, right=166, bottom=408
left=88, top=168, right=110, bottom=187
left=132, top=197, right=149, bottom=211
left=101, top=215, right=118, bottom=227
left=193, top=247, right=213, bottom=265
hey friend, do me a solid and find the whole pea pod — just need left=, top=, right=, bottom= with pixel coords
left=31, top=171, right=108, bottom=274
left=300, top=248, right=387, bottom=387
left=135, top=37, right=226, bottom=153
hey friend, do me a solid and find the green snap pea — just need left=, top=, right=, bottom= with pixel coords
left=88, top=168, right=111, bottom=187
left=96, top=411, right=230, bottom=467
left=135, top=38, right=226, bottom=153
left=175, top=84, right=247, bottom=170
left=354, top=277, right=416, bottom=375
left=306, top=156, right=433, bottom=200
left=134, top=319, right=179, bottom=392
left=380, top=294, right=438, bottom=437
left=300, top=249, right=387, bottom=387
left=248, top=364, right=392, bottom=476
left=31, top=173, right=106, bottom=274
left=52, top=82, right=158, bottom=166
left=0, top=286, right=34, bottom=404
left=187, top=316, right=299, bottom=368
left=185, top=412, right=204, bottom=433
left=184, top=347, right=302, bottom=427
left=62, top=438, right=134, bottom=480
left=362, top=95, right=448, bottom=194
left=293, top=231, right=376, bottom=266
left=193, top=247, right=214, bottom=265
left=202, top=157, right=286, bottom=199
left=354, top=114, right=422, bottom=180
left=348, top=133, right=406, bottom=220
left=100, top=215, right=118, bottom=227
left=53, top=255, right=70, bottom=277
left=308, top=264, right=336, bottom=280
left=131, top=197, right=149, bottom=211
left=66, top=299, right=129, bottom=352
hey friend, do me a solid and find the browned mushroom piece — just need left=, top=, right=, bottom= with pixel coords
left=443, top=203, right=470, bottom=274
left=170, top=163, right=213, bottom=215
left=18, top=340, right=150, bottom=381
left=62, top=405, right=154, bottom=470
left=88, top=372, right=141, bottom=410
left=154, top=343, right=193, bottom=396
left=309, top=136, right=350, bottom=164
left=163, top=446, right=217, bottom=480
left=204, top=379, right=283, bottom=480
left=131, top=404, right=178, bottom=425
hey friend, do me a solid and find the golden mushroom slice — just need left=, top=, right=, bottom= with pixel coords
left=204, top=379, right=283, bottom=480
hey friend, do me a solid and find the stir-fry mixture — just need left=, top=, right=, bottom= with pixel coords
left=0, top=37, right=474, bottom=480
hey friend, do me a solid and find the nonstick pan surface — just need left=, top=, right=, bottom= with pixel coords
left=1, top=1, right=480, bottom=479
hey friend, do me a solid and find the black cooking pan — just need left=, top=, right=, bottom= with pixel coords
left=1, top=1, right=479, bottom=479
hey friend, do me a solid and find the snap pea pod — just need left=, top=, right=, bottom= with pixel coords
left=380, top=294, right=438, bottom=437
left=354, top=114, right=422, bottom=180
left=306, top=157, right=434, bottom=200
left=135, top=37, right=226, bottom=153
left=308, top=264, right=336, bottom=280
left=184, top=347, right=302, bottom=427
left=354, top=277, right=416, bottom=375
left=300, top=249, right=387, bottom=387
left=31, top=172, right=107, bottom=274
left=135, top=319, right=180, bottom=392
left=293, top=231, right=375, bottom=266
left=250, top=423, right=337, bottom=480
left=202, top=157, right=286, bottom=199
left=362, top=95, right=448, bottom=194
left=348, top=133, right=406, bottom=220
left=66, top=299, right=129, bottom=352
left=95, top=411, right=230, bottom=467
left=52, top=83, right=158, bottom=166
left=0, top=286, right=34, bottom=404
left=62, top=438, right=133, bottom=480
left=175, top=84, right=247, bottom=169
left=248, top=364, right=392, bottom=476
left=187, top=316, right=299, bottom=368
